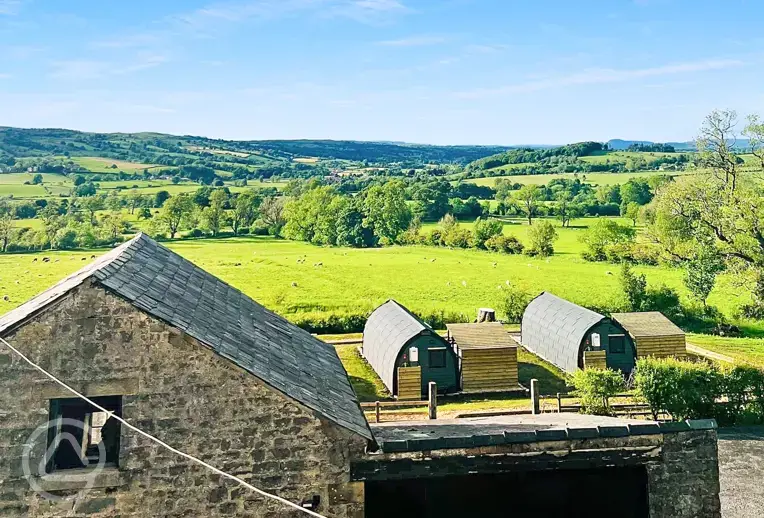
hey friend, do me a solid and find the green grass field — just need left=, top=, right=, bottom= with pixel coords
left=0, top=228, right=752, bottom=330
left=579, top=151, right=681, bottom=164
left=68, top=157, right=164, bottom=174
left=467, top=171, right=686, bottom=187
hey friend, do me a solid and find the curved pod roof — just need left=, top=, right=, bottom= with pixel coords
left=363, top=300, right=438, bottom=393
left=521, top=292, right=607, bottom=374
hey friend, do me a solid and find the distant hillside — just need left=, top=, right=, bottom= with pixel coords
left=0, top=127, right=512, bottom=165
left=466, top=141, right=607, bottom=171
left=608, top=139, right=752, bottom=151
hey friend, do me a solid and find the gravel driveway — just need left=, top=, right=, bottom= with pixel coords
left=718, top=427, right=764, bottom=517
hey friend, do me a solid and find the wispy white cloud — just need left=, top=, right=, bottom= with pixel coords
left=0, top=0, right=23, bottom=15
left=456, top=59, right=745, bottom=99
left=464, top=43, right=508, bottom=54
left=376, top=35, right=446, bottom=47
left=0, top=73, right=12, bottom=79
left=50, top=53, right=170, bottom=80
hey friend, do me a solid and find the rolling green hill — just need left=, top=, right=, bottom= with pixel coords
left=0, top=127, right=512, bottom=165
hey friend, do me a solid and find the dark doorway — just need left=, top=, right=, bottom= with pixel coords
left=365, top=466, right=648, bottom=518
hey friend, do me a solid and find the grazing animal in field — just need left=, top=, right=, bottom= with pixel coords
left=291, top=282, right=298, bottom=287
left=431, top=258, right=436, bottom=262
left=32, top=258, right=37, bottom=262
left=81, top=257, right=86, bottom=261
left=42, top=257, right=50, bottom=263
left=492, top=262, right=497, bottom=267
left=3, top=295, right=8, bottom=301
left=461, top=280, right=467, bottom=287
left=91, top=255, right=96, bottom=259
left=606, top=271, right=613, bottom=275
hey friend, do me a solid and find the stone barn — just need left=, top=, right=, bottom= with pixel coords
left=521, top=292, right=636, bottom=374
left=0, top=234, right=373, bottom=517
left=362, top=300, right=458, bottom=400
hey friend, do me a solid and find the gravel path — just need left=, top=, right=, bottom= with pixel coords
left=718, top=427, right=764, bottom=517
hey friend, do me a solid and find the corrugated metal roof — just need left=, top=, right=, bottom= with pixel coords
left=446, top=322, right=518, bottom=349
left=0, top=234, right=372, bottom=440
left=362, top=300, right=434, bottom=393
left=611, top=312, right=684, bottom=338
left=520, top=292, right=606, bottom=374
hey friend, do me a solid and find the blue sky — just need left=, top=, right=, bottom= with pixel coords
left=1, top=0, right=762, bottom=144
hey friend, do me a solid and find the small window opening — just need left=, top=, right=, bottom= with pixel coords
left=609, top=335, right=626, bottom=354
left=429, top=348, right=447, bottom=368
left=47, top=396, right=122, bottom=473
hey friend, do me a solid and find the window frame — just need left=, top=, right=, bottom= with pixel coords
left=46, top=395, right=122, bottom=473
left=608, top=334, right=627, bottom=355
left=428, top=347, right=448, bottom=369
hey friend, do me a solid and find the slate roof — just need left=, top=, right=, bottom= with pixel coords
left=611, top=312, right=685, bottom=338
left=362, top=300, right=443, bottom=393
left=0, top=234, right=372, bottom=440
left=446, top=322, right=519, bottom=350
left=521, top=292, right=607, bottom=374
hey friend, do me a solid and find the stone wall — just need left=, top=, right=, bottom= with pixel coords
left=0, top=280, right=368, bottom=517
left=647, top=430, right=721, bottom=517
left=353, top=427, right=721, bottom=518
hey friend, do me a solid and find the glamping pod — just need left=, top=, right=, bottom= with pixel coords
left=521, top=292, right=636, bottom=374
left=362, top=300, right=459, bottom=399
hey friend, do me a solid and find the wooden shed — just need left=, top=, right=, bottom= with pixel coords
left=446, top=322, right=519, bottom=393
left=521, top=292, right=637, bottom=374
left=611, top=312, right=686, bottom=358
left=362, top=300, right=459, bottom=399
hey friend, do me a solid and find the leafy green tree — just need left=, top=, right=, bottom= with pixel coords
left=0, top=214, right=15, bottom=252
left=154, top=190, right=170, bottom=208
left=555, top=190, right=575, bottom=227
left=496, top=282, right=530, bottom=323
left=620, top=263, right=647, bottom=311
left=127, top=190, right=143, bottom=214
left=231, top=190, right=261, bottom=235
left=74, top=182, right=97, bottom=197
left=336, top=198, right=375, bottom=247
left=81, top=195, right=105, bottom=226
left=649, top=110, right=764, bottom=311
left=160, top=194, right=194, bottom=239
left=31, top=173, right=43, bottom=185
left=138, top=207, right=153, bottom=220
left=684, top=247, right=724, bottom=306
left=72, top=175, right=86, bottom=186
left=515, top=184, right=540, bottom=225
left=472, top=217, right=504, bottom=249
left=623, top=202, right=640, bottom=226
left=283, top=186, right=341, bottom=244
left=526, top=220, right=557, bottom=256
left=258, top=196, right=286, bottom=236
left=579, top=219, right=636, bottom=260
left=201, top=189, right=228, bottom=237
left=362, top=180, right=411, bottom=244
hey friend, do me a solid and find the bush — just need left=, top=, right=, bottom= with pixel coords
left=496, top=283, right=530, bottom=323
left=571, top=368, right=626, bottom=416
left=426, top=229, right=444, bottom=246
left=634, top=357, right=724, bottom=422
left=444, top=227, right=473, bottom=248
left=485, top=234, right=524, bottom=254
left=187, top=228, right=205, bottom=238
left=525, top=221, right=557, bottom=257
left=472, top=217, right=504, bottom=249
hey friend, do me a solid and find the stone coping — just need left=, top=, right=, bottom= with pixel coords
left=370, top=414, right=717, bottom=453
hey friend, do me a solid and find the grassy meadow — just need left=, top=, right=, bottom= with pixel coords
left=0, top=222, right=753, bottom=331
left=467, top=170, right=687, bottom=187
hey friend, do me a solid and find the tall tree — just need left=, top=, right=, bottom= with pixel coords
left=362, top=180, right=412, bottom=244
left=201, top=189, right=228, bottom=237
left=160, top=194, right=194, bottom=239
left=515, top=184, right=540, bottom=225
left=0, top=214, right=14, bottom=252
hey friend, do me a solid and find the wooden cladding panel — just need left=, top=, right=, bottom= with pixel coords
left=397, top=366, right=422, bottom=400
left=635, top=336, right=686, bottom=358
left=461, top=347, right=518, bottom=393
left=584, top=350, right=607, bottom=370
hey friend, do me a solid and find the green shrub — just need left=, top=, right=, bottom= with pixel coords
left=485, top=234, right=524, bottom=254
left=472, top=217, right=504, bottom=249
left=525, top=221, right=557, bottom=257
left=571, top=368, right=626, bottom=416
left=634, top=357, right=723, bottom=422
left=496, top=283, right=530, bottom=323
left=426, top=229, right=444, bottom=246
left=444, top=227, right=473, bottom=248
